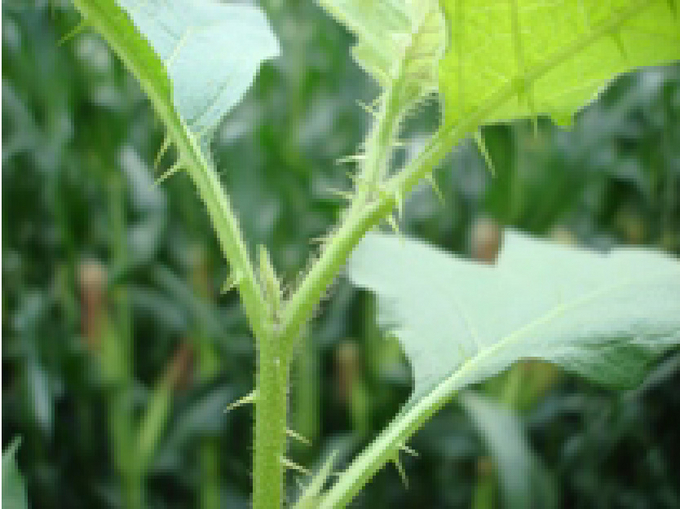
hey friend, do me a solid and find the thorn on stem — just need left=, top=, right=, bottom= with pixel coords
left=224, top=390, right=257, bottom=412
left=336, top=153, right=366, bottom=165
left=154, top=135, right=173, bottom=169
left=286, top=428, right=311, bottom=446
left=326, top=188, right=354, bottom=201
left=391, top=455, right=409, bottom=488
left=425, top=173, right=445, bottom=206
left=58, top=21, right=88, bottom=46
left=281, top=457, right=311, bottom=476
left=154, top=161, right=183, bottom=185
left=357, top=100, right=378, bottom=118
left=394, top=189, right=404, bottom=219
left=221, top=270, right=243, bottom=295
left=473, top=131, right=496, bottom=176
left=399, top=443, right=419, bottom=458
left=387, top=214, right=402, bottom=238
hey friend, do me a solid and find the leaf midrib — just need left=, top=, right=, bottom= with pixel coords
left=323, top=263, right=677, bottom=508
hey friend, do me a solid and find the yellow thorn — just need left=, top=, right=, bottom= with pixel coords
left=357, top=100, right=378, bottom=118
left=224, top=390, right=256, bottom=413
left=347, top=171, right=367, bottom=187
left=391, top=456, right=408, bottom=488
left=336, top=153, right=366, bottom=165
left=287, top=428, right=311, bottom=446
left=400, top=443, right=419, bottom=458
left=220, top=271, right=243, bottom=295
left=59, top=21, right=88, bottom=46
left=309, top=234, right=328, bottom=245
left=292, top=451, right=338, bottom=508
left=373, top=66, right=392, bottom=85
left=154, top=161, right=182, bottom=185
left=394, top=189, right=404, bottom=219
left=154, top=136, right=173, bottom=170
left=387, top=214, right=401, bottom=237
left=327, top=188, right=354, bottom=200
left=473, top=131, right=496, bottom=177
left=281, top=457, right=311, bottom=476
left=425, top=173, right=445, bottom=206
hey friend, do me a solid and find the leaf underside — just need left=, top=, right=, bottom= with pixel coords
left=349, top=231, right=680, bottom=411
left=113, top=0, right=279, bottom=137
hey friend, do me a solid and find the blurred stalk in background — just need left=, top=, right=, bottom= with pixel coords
left=190, top=246, right=221, bottom=509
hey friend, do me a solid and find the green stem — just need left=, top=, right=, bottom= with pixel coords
left=71, top=0, right=269, bottom=343
left=280, top=0, right=655, bottom=360
left=109, top=174, right=143, bottom=509
left=253, top=340, right=290, bottom=509
left=200, top=439, right=221, bottom=509
left=279, top=84, right=404, bottom=353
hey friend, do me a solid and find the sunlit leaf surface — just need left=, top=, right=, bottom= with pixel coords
left=438, top=0, right=680, bottom=126
left=350, top=231, right=680, bottom=408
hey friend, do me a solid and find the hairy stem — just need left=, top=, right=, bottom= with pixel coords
left=280, top=84, right=404, bottom=353
left=253, top=339, right=290, bottom=509
left=71, top=0, right=269, bottom=343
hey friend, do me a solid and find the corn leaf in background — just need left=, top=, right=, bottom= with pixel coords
left=461, top=392, right=557, bottom=509
left=2, top=437, right=29, bottom=509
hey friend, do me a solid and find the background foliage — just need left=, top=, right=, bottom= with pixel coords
left=3, top=1, right=679, bottom=508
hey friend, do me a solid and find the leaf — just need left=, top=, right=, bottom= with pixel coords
left=351, top=231, right=680, bottom=402
left=76, top=0, right=279, bottom=137
left=318, top=0, right=445, bottom=109
left=439, top=0, right=680, bottom=127
left=2, top=437, right=29, bottom=509
left=323, top=231, right=680, bottom=507
left=72, top=0, right=276, bottom=338
left=460, top=392, right=557, bottom=509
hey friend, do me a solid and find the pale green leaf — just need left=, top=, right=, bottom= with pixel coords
left=350, top=231, right=680, bottom=405
left=461, top=392, right=557, bottom=509
left=439, top=0, right=680, bottom=127
left=113, top=0, right=278, bottom=136
left=3, top=437, right=29, bottom=509
left=73, top=0, right=278, bottom=136
left=72, top=0, right=276, bottom=337
left=321, top=232, right=679, bottom=507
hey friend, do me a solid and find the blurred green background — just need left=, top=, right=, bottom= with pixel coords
left=3, top=1, right=680, bottom=508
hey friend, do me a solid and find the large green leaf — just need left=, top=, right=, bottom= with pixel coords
left=350, top=231, right=680, bottom=403
left=439, top=0, right=680, bottom=126
left=322, top=231, right=680, bottom=507
left=2, top=437, right=28, bottom=509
